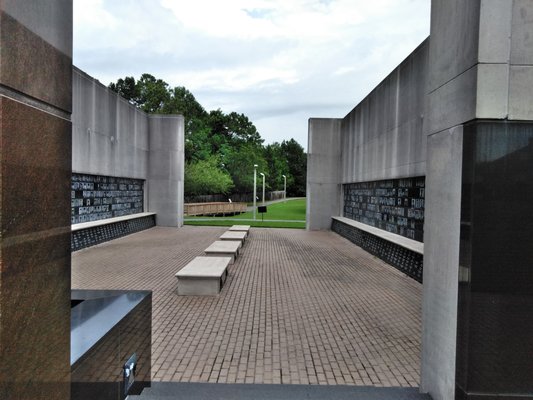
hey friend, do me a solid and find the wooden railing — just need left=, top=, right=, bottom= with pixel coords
left=184, top=202, right=247, bottom=216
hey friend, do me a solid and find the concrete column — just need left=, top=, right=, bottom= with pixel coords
left=147, top=115, right=184, bottom=227
left=0, top=1, right=72, bottom=399
left=422, top=1, right=533, bottom=399
left=306, top=118, right=342, bottom=230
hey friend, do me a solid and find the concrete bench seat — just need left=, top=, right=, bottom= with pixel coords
left=204, top=241, right=241, bottom=264
left=229, top=225, right=250, bottom=237
left=175, top=256, right=232, bottom=295
left=219, top=231, right=247, bottom=246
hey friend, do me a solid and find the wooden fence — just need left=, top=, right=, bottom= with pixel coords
left=184, top=202, right=248, bottom=216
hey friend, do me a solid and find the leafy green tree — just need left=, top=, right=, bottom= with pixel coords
left=109, top=73, right=306, bottom=198
left=280, top=139, right=307, bottom=197
left=108, top=76, right=138, bottom=104
left=184, top=156, right=233, bottom=196
left=224, top=144, right=267, bottom=194
left=264, top=142, right=289, bottom=191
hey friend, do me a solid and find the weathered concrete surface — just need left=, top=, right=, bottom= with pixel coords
left=420, top=127, right=462, bottom=400
left=340, top=39, right=429, bottom=184
left=148, top=114, right=185, bottom=227
left=307, top=118, right=342, bottom=231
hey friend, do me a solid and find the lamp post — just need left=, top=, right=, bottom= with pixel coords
left=282, top=174, right=287, bottom=201
left=260, top=173, right=265, bottom=205
left=253, top=164, right=258, bottom=220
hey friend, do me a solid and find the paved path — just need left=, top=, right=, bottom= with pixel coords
left=72, top=226, right=421, bottom=387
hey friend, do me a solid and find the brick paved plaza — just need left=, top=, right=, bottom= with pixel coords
left=72, top=226, right=421, bottom=387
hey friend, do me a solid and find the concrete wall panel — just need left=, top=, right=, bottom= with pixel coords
left=340, top=39, right=428, bottom=184
left=421, top=126, right=463, bottom=400
left=307, top=118, right=342, bottom=230
left=148, top=115, right=184, bottom=227
left=429, top=0, right=480, bottom=92
left=511, top=0, right=533, bottom=65
left=509, top=65, right=533, bottom=120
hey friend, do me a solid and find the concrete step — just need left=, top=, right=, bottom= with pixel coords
left=128, top=382, right=431, bottom=400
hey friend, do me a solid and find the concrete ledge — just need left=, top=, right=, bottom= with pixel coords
left=229, top=225, right=250, bottom=237
left=332, top=216, right=424, bottom=255
left=204, top=241, right=241, bottom=265
left=220, top=231, right=247, bottom=246
left=176, top=256, right=232, bottom=296
left=72, top=212, right=156, bottom=232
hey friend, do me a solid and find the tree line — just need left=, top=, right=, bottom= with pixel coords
left=109, top=74, right=306, bottom=198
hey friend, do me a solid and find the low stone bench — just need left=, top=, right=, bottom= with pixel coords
left=175, top=256, right=232, bottom=295
left=204, top=241, right=241, bottom=264
left=229, top=225, right=250, bottom=237
left=219, top=231, right=247, bottom=246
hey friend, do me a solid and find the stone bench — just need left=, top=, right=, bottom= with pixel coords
left=175, top=256, right=232, bottom=295
left=219, top=231, right=247, bottom=246
left=229, top=225, right=250, bottom=237
left=204, top=240, right=241, bottom=264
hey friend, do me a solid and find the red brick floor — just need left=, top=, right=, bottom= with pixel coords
left=72, top=226, right=421, bottom=387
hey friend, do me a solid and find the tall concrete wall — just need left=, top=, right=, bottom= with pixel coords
left=148, top=115, right=185, bottom=227
left=0, top=1, right=72, bottom=398
left=307, top=118, right=342, bottom=230
left=341, top=39, right=429, bottom=184
left=72, top=67, right=184, bottom=227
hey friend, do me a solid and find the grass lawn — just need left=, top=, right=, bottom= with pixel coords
left=184, top=198, right=306, bottom=229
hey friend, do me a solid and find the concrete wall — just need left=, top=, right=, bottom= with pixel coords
left=0, top=1, right=72, bottom=398
left=148, top=115, right=185, bottom=227
left=422, top=1, right=533, bottom=400
left=307, top=118, right=342, bottom=230
left=341, top=39, right=429, bottom=184
left=72, top=67, right=184, bottom=227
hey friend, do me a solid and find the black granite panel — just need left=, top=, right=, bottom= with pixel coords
left=71, top=290, right=151, bottom=400
left=457, top=121, right=533, bottom=399
left=343, top=177, right=425, bottom=242
left=332, top=219, right=423, bottom=282
left=71, top=214, right=156, bottom=252
left=71, top=173, right=144, bottom=224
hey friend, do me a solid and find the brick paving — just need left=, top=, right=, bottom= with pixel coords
left=72, top=226, right=422, bottom=387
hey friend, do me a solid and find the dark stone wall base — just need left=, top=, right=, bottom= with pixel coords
left=71, top=215, right=156, bottom=252
left=332, top=219, right=423, bottom=282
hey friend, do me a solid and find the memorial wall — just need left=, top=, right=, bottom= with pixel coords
left=343, top=177, right=425, bottom=242
left=71, top=173, right=144, bottom=224
left=71, top=66, right=184, bottom=234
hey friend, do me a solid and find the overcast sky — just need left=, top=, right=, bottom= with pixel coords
left=73, top=0, right=431, bottom=149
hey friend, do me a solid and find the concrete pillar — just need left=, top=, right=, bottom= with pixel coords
left=148, top=115, right=185, bottom=227
left=422, top=1, right=533, bottom=399
left=0, top=1, right=72, bottom=399
left=306, top=118, right=342, bottom=230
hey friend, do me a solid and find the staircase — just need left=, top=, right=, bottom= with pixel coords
left=128, top=382, right=432, bottom=400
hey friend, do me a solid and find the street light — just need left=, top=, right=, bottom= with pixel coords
left=259, top=173, right=265, bottom=205
left=253, top=164, right=258, bottom=220
left=282, top=174, right=287, bottom=201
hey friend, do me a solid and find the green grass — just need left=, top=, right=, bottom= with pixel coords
left=184, top=198, right=306, bottom=229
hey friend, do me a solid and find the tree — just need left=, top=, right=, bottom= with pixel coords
left=109, top=73, right=307, bottom=198
left=224, top=144, right=267, bottom=195
left=264, top=142, right=288, bottom=191
left=280, top=139, right=307, bottom=197
left=184, top=156, right=233, bottom=196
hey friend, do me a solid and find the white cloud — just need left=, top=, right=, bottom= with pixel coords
left=73, top=0, right=431, bottom=149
